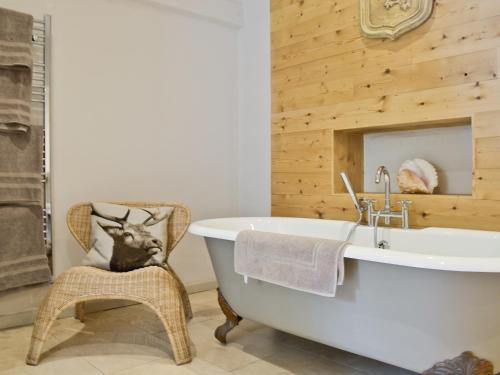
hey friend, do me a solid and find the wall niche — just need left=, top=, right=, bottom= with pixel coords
left=333, top=119, right=472, bottom=196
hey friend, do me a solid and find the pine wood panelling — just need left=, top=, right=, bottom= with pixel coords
left=273, top=50, right=497, bottom=112
left=271, top=0, right=500, bottom=231
left=353, top=50, right=497, bottom=101
left=332, top=131, right=363, bottom=193
left=473, top=170, right=500, bottom=201
left=479, top=0, right=500, bottom=19
left=473, top=110, right=500, bottom=200
left=272, top=1, right=500, bottom=72
left=271, top=0, right=341, bottom=33
left=272, top=172, right=331, bottom=195
left=475, top=138, right=500, bottom=169
left=272, top=14, right=500, bottom=89
left=412, top=16, right=500, bottom=64
left=272, top=80, right=498, bottom=135
left=272, top=76, right=354, bottom=113
left=271, top=2, right=358, bottom=50
left=473, top=110, right=500, bottom=138
left=272, top=129, right=332, bottom=173
left=272, top=129, right=333, bottom=195
left=272, top=193, right=500, bottom=230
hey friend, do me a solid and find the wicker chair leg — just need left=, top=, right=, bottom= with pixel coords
left=166, top=266, right=192, bottom=320
left=176, top=278, right=192, bottom=321
left=167, top=323, right=192, bottom=365
left=75, top=302, right=85, bottom=322
left=26, top=296, right=59, bottom=365
left=153, top=303, right=192, bottom=365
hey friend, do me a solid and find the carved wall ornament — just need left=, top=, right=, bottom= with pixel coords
left=384, top=0, right=411, bottom=11
left=360, top=0, right=434, bottom=40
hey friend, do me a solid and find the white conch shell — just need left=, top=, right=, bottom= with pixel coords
left=397, top=159, right=438, bottom=194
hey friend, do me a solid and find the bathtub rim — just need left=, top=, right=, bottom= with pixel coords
left=189, top=217, right=500, bottom=273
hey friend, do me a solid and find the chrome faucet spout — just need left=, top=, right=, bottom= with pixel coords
left=352, top=166, right=411, bottom=231
left=375, top=166, right=391, bottom=225
left=375, top=166, right=391, bottom=213
left=339, top=169, right=411, bottom=237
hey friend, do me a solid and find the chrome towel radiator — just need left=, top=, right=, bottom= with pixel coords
left=32, top=16, right=52, bottom=259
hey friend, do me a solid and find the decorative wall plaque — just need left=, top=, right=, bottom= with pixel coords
left=360, top=0, right=434, bottom=40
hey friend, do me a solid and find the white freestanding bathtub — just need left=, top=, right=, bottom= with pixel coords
left=188, top=217, right=500, bottom=372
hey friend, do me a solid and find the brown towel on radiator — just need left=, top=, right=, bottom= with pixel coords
left=0, top=7, right=33, bottom=133
left=0, top=204, right=50, bottom=291
left=0, top=9, right=48, bottom=291
left=0, top=126, right=42, bottom=204
left=0, top=127, right=47, bottom=290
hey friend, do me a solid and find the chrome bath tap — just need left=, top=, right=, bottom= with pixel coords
left=375, top=166, right=392, bottom=225
left=367, top=166, right=411, bottom=229
left=340, top=169, right=411, bottom=230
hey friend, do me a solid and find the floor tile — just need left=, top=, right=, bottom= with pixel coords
left=110, top=358, right=195, bottom=375
left=0, top=357, right=27, bottom=374
left=0, top=327, right=33, bottom=372
left=22, top=358, right=104, bottom=375
left=83, top=349, right=166, bottom=374
left=347, top=357, right=417, bottom=375
left=196, top=341, right=260, bottom=372
left=0, top=290, right=420, bottom=375
left=184, top=358, right=232, bottom=375
left=238, top=319, right=265, bottom=333
left=190, top=303, right=223, bottom=323
left=261, top=344, right=366, bottom=375
left=273, top=331, right=365, bottom=365
left=232, top=359, right=294, bottom=375
left=0, top=369, right=30, bottom=375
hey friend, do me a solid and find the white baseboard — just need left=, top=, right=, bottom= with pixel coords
left=186, top=281, right=218, bottom=294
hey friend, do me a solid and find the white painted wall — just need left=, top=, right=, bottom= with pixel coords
left=0, top=0, right=242, bottom=287
left=237, top=0, right=271, bottom=217
left=0, top=0, right=271, bottom=326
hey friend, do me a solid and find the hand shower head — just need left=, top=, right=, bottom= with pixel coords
left=340, top=171, right=363, bottom=213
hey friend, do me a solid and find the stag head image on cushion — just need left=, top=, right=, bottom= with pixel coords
left=85, top=203, right=173, bottom=272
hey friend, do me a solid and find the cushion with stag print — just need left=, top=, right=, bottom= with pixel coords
left=84, top=202, right=174, bottom=272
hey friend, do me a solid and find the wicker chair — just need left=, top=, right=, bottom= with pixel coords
left=26, top=201, right=193, bottom=366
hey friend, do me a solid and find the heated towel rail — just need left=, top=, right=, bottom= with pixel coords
left=32, top=16, right=52, bottom=260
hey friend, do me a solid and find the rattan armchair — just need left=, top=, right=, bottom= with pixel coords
left=26, top=201, right=193, bottom=366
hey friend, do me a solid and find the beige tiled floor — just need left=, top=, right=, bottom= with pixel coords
left=0, top=290, right=417, bottom=375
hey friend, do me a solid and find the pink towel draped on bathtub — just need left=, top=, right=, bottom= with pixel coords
left=234, top=230, right=350, bottom=297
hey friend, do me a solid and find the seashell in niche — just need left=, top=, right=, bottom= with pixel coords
left=397, top=158, right=438, bottom=194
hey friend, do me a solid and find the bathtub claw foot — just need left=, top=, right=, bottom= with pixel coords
left=423, top=351, right=495, bottom=375
left=215, top=288, right=242, bottom=344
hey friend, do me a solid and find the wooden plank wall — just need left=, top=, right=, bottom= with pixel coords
left=271, top=0, right=500, bottom=231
